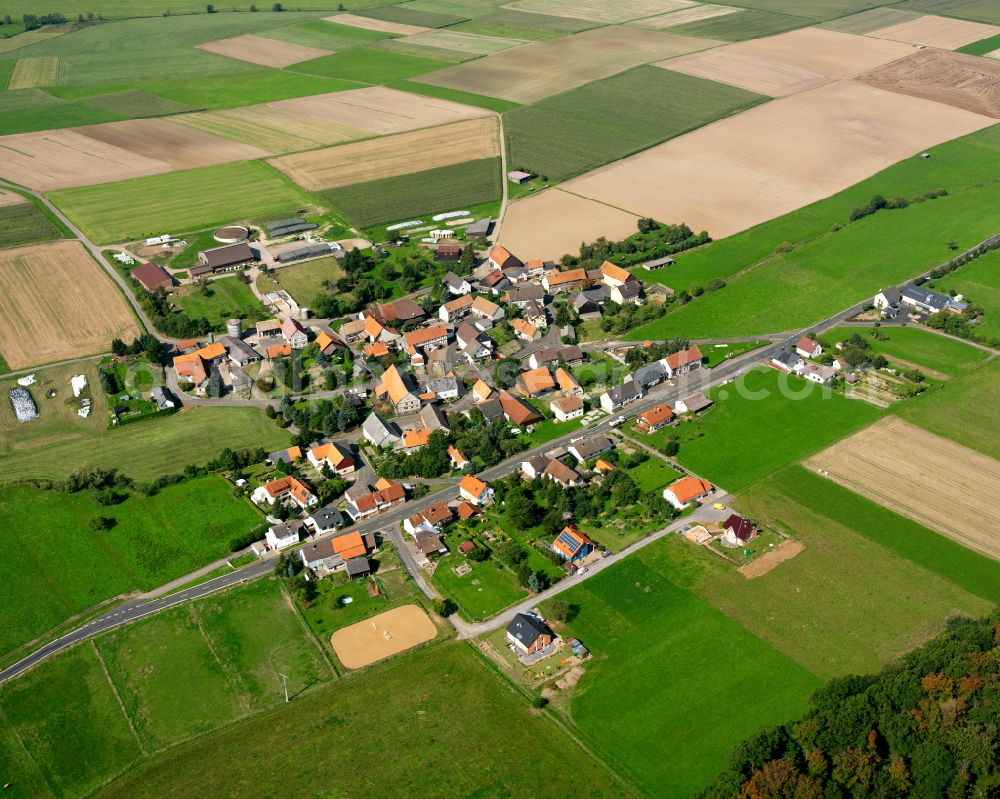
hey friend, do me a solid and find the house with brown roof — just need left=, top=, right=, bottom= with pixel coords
left=345, top=479, right=406, bottom=521
left=315, top=331, right=345, bottom=356
left=662, top=476, right=714, bottom=510
left=543, top=458, right=582, bottom=488
left=456, top=500, right=478, bottom=520
left=599, top=260, right=636, bottom=288
left=469, top=296, right=505, bottom=328
left=664, top=345, right=703, bottom=377
left=511, top=318, right=541, bottom=342
left=488, top=244, right=522, bottom=272
left=131, top=262, right=173, bottom=292
left=674, top=393, right=713, bottom=415
left=516, top=367, right=556, bottom=398
left=472, top=379, right=494, bottom=403
left=252, top=476, right=318, bottom=509
left=403, top=500, right=454, bottom=535
left=339, top=318, right=368, bottom=343
left=796, top=336, right=823, bottom=359
left=266, top=342, right=291, bottom=360
left=306, top=441, right=355, bottom=475
left=722, top=514, right=758, bottom=546
left=403, top=324, right=449, bottom=352
left=193, top=241, right=255, bottom=276
left=498, top=390, right=543, bottom=426
left=448, top=445, right=470, bottom=470
left=542, top=268, right=588, bottom=293
left=636, top=404, right=674, bottom=433
left=281, top=319, right=309, bottom=349
left=552, top=525, right=594, bottom=561
left=550, top=395, right=583, bottom=422
left=459, top=474, right=494, bottom=506
left=554, top=367, right=583, bottom=397
left=439, top=294, right=474, bottom=323
left=480, top=269, right=510, bottom=295
left=374, top=364, right=421, bottom=415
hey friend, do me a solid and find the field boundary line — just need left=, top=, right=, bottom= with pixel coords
left=188, top=604, right=253, bottom=711
left=280, top=580, right=339, bottom=680
left=90, top=640, right=148, bottom=756
left=0, top=702, right=57, bottom=798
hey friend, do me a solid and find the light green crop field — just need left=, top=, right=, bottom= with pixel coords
left=820, top=7, right=921, bottom=33
left=899, top=0, right=1000, bottom=25
left=669, top=8, right=813, bottom=40
left=957, top=32, right=1000, bottom=54
left=553, top=545, right=821, bottom=797
left=99, top=578, right=330, bottom=750
left=47, top=161, right=316, bottom=244
left=0, top=644, right=143, bottom=799
left=359, top=4, right=470, bottom=28
left=896, top=358, right=1000, bottom=459
left=92, top=645, right=627, bottom=799
left=290, top=47, right=447, bottom=83
left=648, top=367, right=882, bottom=491
left=0, top=198, right=67, bottom=249
left=81, top=88, right=194, bottom=117
left=258, top=256, right=345, bottom=306
left=720, top=0, right=885, bottom=17
left=175, top=276, right=267, bottom=331
left=0, top=86, right=120, bottom=133
left=323, top=157, right=501, bottom=228
left=391, top=78, right=520, bottom=111
left=504, top=66, right=766, bottom=182
left=451, top=8, right=595, bottom=39
left=823, top=325, right=989, bottom=376
left=0, top=477, right=262, bottom=657
left=260, top=18, right=393, bottom=50
left=0, top=403, right=291, bottom=484
left=2, top=3, right=383, bottom=18
left=928, top=248, right=1000, bottom=339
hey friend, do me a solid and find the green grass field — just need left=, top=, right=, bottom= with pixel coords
left=257, top=256, right=345, bottom=306
left=504, top=66, right=765, bottom=182
left=956, top=32, right=1000, bottom=54
left=627, top=125, right=1000, bottom=340
left=0, top=86, right=120, bottom=133
left=92, top=644, right=626, bottom=799
left=554, top=546, right=821, bottom=797
left=1, top=3, right=379, bottom=17
left=0, top=477, right=263, bottom=657
left=823, top=325, right=989, bottom=376
left=898, top=0, right=1000, bottom=25
left=322, top=156, right=501, bottom=228
left=175, top=276, right=266, bottom=331
left=290, top=47, right=447, bottom=83
left=99, top=578, right=330, bottom=750
left=0, top=644, right=143, bottom=799
left=0, top=401, right=291, bottom=484
left=81, top=88, right=194, bottom=117
left=625, top=454, right=681, bottom=493
left=896, top=357, right=1000, bottom=459
left=655, top=367, right=883, bottom=490
left=391, top=78, right=521, bottom=111
left=47, top=161, right=316, bottom=244
left=928, top=248, right=1000, bottom=339
left=451, top=8, right=596, bottom=39
left=0, top=197, right=67, bottom=248
left=669, top=8, right=813, bottom=40
left=433, top=549, right=526, bottom=621
left=260, top=18, right=393, bottom=50
left=722, top=0, right=881, bottom=17
left=820, top=7, right=921, bottom=33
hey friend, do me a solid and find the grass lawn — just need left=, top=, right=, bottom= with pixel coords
left=257, top=256, right=345, bottom=306
left=47, top=161, right=317, bottom=245
left=661, top=367, right=883, bottom=491
left=92, top=644, right=627, bottom=799
left=928, top=247, right=1000, bottom=340
left=625, top=454, right=681, bottom=493
left=702, top=340, right=769, bottom=367
left=823, top=324, right=989, bottom=376
left=322, top=157, right=501, bottom=229
left=0, top=195, right=68, bottom=249
left=518, top=414, right=582, bottom=449
left=895, top=357, right=1000, bottom=459
left=0, top=644, right=143, bottom=799
left=289, top=48, right=448, bottom=83
left=175, top=276, right=267, bottom=331
left=0, top=403, right=291, bottom=484
left=0, top=476, right=263, bottom=657
left=552, top=545, right=821, bottom=797
left=626, top=125, right=1000, bottom=340
left=99, top=578, right=330, bottom=751
left=433, top=546, right=527, bottom=622
left=504, top=66, right=766, bottom=182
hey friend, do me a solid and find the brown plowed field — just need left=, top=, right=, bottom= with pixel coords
left=329, top=605, right=437, bottom=669
left=858, top=49, right=1000, bottom=119
left=807, top=417, right=1000, bottom=562
left=739, top=540, right=804, bottom=579
left=0, top=119, right=268, bottom=191
left=325, top=13, right=430, bottom=36
left=0, top=190, right=26, bottom=207
left=659, top=27, right=914, bottom=96
left=271, top=116, right=498, bottom=190
left=867, top=13, right=1000, bottom=50
left=417, top=26, right=718, bottom=103
left=0, top=241, right=140, bottom=369
left=194, top=33, right=331, bottom=68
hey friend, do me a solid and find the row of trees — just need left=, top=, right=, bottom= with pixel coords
left=562, top=219, right=711, bottom=271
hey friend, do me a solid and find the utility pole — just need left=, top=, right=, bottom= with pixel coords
left=279, top=672, right=289, bottom=703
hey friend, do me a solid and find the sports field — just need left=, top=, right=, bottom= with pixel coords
left=322, top=157, right=500, bottom=228
left=0, top=198, right=67, bottom=249
left=0, top=241, right=140, bottom=369
left=330, top=605, right=438, bottom=668
left=272, top=116, right=499, bottom=191
left=417, top=25, right=717, bottom=103
left=47, top=160, right=315, bottom=244
left=807, top=417, right=1000, bottom=560
left=0, top=403, right=291, bottom=484
left=90, top=645, right=626, bottom=799
left=928, top=248, right=1000, bottom=339
left=504, top=66, right=765, bottom=181
left=823, top=325, right=989, bottom=376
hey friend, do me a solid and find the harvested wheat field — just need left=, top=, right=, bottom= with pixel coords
left=739, top=540, right=804, bottom=580
left=807, top=417, right=1000, bottom=561
left=417, top=26, right=718, bottom=104
left=0, top=119, right=268, bottom=191
left=867, top=14, right=1000, bottom=50
left=858, top=49, right=1000, bottom=118
left=0, top=241, right=139, bottom=370
left=0, top=190, right=26, bottom=207
left=330, top=605, right=438, bottom=669
left=395, top=30, right=527, bottom=57
left=7, top=56, right=58, bottom=90
left=499, top=189, right=639, bottom=261
left=326, top=12, right=430, bottom=36
left=194, top=33, right=331, bottom=68
left=659, top=28, right=914, bottom=96
left=272, top=116, right=498, bottom=191
left=517, top=80, right=992, bottom=244
left=631, top=3, right=744, bottom=29
left=505, top=0, right=696, bottom=24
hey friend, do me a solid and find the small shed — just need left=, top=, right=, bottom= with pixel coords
left=507, top=170, right=533, bottom=184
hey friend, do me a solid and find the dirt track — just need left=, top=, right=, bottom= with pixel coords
left=807, top=417, right=1000, bottom=562
left=330, top=605, right=437, bottom=669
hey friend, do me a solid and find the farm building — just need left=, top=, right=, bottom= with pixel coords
left=130, top=262, right=173, bottom=292
left=435, top=243, right=462, bottom=262
left=465, top=218, right=492, bottom=237
left=275, top=242, right=334, bottom=264
left=642, top=256, right=674, bottom=271
left=507, top=170, right=534, bottom=184
left=192, top=242, right=255, bottom=276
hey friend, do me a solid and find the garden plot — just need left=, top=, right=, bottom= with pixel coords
left=630, top=3, right=744, bottom=29
left=504, top=0, right=696, bottom=24
left=513, top=80, right=992, bottom=244
left=271, top=116, right=498, bottom=190
left=858, top=49, right=1000, bottom=118
left=0, top=118, right=268, bottom=191
left=416, top=25, right=718, bottom=103
left=194, top=33, right=332, bottom=68
left=0, top=241, right=140, bottom=369
left=867, top=13, right=1000, bottom=49
left=658, top=27, right=914, bottom=96
left=807, top=417, right=1000, bottom=561
left=325, top=12, right=430, bottom=35
left=7, top=56, right=59, bottom=89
